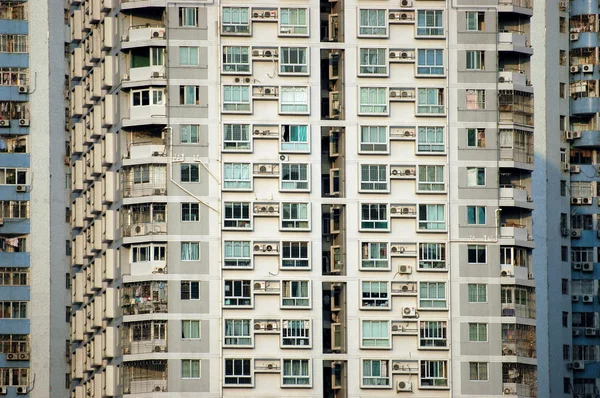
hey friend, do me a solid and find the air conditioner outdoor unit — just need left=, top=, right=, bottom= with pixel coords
left=585, top=328, right=596, bottom=336
left=397, top=381, right=412, bottom=392
left=573, top=263, right=582, bottom=270
left=390, top=245, right=406, bottom=255
left=254, top=281, right=266, bottom=291
left=399, top=265, right=412, bottom=274
left=583, top=262, right=594, bottom=272
left=583, top=295, right=593, bottom=303
left=573, top=361, right=584, bottom=370
left=400, top=0, right=412, bottom=7
left=18, top=119, right=29, bottom=127
left=570, top=33, right=579, bottom=41
left=570, top=65, right=580, bottom=73
left=560, top=227, right=570, bottom=236
left=582, top=64, right=594, bottom=73
left=152, top=267, right=165, bottom=274
left=565, top=131, right=574, bottom=140
left=570, top=165, right=581, bottom=173
left=16, top=186, right=26, bottom=193
left=18, top=86, right=28, bottom=94
left=573, top=329, right=581, bottom=336
left=571, top=197, right=582, bottom=205
left=402, top=307, right=417, bottom=318
left=573, top=295, right=580, bottom=302
left=582, top=197, right=593, bottom=204
left=16, top=386, right=27, bottom=395
left=0, top=120, right=9, bottom=127
left=571, top=229, right=581, bottom=238
left=0, top=387, right=6, bottom=395
left=279, top=154, right=289, bottom=161
left=573, top=131, right=582, bottom=139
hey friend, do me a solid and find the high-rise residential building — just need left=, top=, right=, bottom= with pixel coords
left=0, top=0, right=71, bottom=397
left=533, top=0, right=600, bottom=397
left=67, top=0, right=536, bottom=396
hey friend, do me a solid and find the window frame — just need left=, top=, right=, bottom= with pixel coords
left=281, top=241, right=310, bottom=269
left=360, top=203, right=389, bottom=231
left=361, top=281, right=390, bottom=309
left=358, top=9, right=388, bottom=38
left=279, top=8, right=309, bottom=37
left=360, top=242, right=390, bottom=270
left=359, top=164, right=389, bottom=192
left=417, top=49, right=444, bottom=76
left=418, top=204, right=446, bottom=231
left=281, top=319, right=311, bottom=347
left=358, top=48, right=388, bottom=76
left=466, top=50, right=485, bottom=71
left=221, top=7, right=251, bottom=35
left=467, top=245, right=487, bottom=264
left=416, top=10, right=444, bottom=37
left=181, top=242, right=200, bottom=261
left=181, top=125, right=200, bottom=144
left=466, top=167, right=486, bottom=186
left=417, top=165, right=445, bottom=192
left=131, top=88, right=164, bottom=107
left=467, top=206, right=486, bottom=225
left=281, top=359, right=311, bottom=387
left=223, top=241, right=252, bottom=269
left=418, top=242, right=446, bottom=270
left=467, top=284, right=487, bottom=303
left=419, top=360, right=448, bottom=389
left=419, top=320, right=448, bottom=349
left=223, top=202, right=252, bottom=230
left=180, top=163, right=200, bottom=183
left=466, top=128, right=485, bottom=148
left=223, top=163, right=252, bottom=191
left=180, top=46, right=200, bottom=67
left=181, top=203, right=200, bottom=222
left=222, top=85, right=251, bottom=113
left=280, top=124, right=310, bottom=153
left=181, top=320, right=201, bottom=340
left=417, top=87, right=445, bottom=115
left=224, top=319, right=253, bottom=347
left=280, top=163, right=310, bottom=192
left=224, top=358, right=253, bottom=386
left=359, top=126, right=389, bottom=154
left=224, top=280, right=252, bottom=308
left=280, top=202, right=310, bottom=231
left=468, top=323, right=488, bottom=342
left=361, top=319, right=391, bottom=349
left=223, top=124, right=251, bottom=152
left=181, top=280, right=200, bottom=301
left=419, top=281, right=447, bottom=309
left=222, top=46, right=250, bottom=73
left=281, top=280, right=311, bottom=308
left=417, top=126, right=445, bottom=154
left=279, top=47, right=309, bottom=75
left=279, top=86, right=310, bottom=114
left=359, top=87, right=388, bottom=115
left=469, top=362, right=488, bottom=382
left=180, top=7, right=199, bottom=27
left=181, top=359, right=201, bottom=379
left=361, top=359, right=390, bottom=388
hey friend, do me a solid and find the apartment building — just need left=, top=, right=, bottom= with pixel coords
left=0, top=0, right=72, bottom=397
left=533, top=0, right=600, bottom=397
left=68, top=0, right=536, bottom=397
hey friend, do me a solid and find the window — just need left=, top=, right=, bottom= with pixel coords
left=467, top=206, right=486, bottom=225
left=182, top=320, right=201, bottom=339
left=361, top=242, right=388, bottom=269
left=562, top=312, right=568, bottom=327
left=223, top=86, right=250, bottom=112
left=466, top=11, right=484, bottom=31
left=0, top=269, right=28, bottom=286
left=420, top=282, right=446, bottom=309
left=361, top=320, right=390, bottom=348
left=361, top=281, right=389, bottom=308
left=418, top=165, right=445, bottom=192
left=282, top=359, right=310, bottom=386
left=559, top=17, right=566, bottom=33
left=131, top=244, right=166, bottom=262
left=224, top=359, right=252, bottom=386
left=223, top=124, right=250, bottom=151
left=182, top=359, right=200, bottom=379
left=180, top=164, right=199, bottom=183
left=360, top=126, right=388, bottom=153
left=468, top=245, right=486, bottom=263
left=468, top=284, right=487, bottom=303
left=417, top=127, right=444, bottom=153
left=417, top=88, right=444, bottom=115
left=224, top=202, right=251, bottom=229
left=467, top=128, right=485, bottom=147
left=469, top=362, right=488, bottom=381
left=280, top=8, right=308, bottom=35
left=179, top=7, right=198, bottom=27
left=224, top=319, right=251, bottom=346
left=281, top=242, right=309, bottom=268
left=571, top=214, right=593, bottom=230
left=130, top=47, right=164, bottom=68
left=417, top=49, right=444, bottom=75
left=560, top=180, right=566, bottom=196
left=180, top=46, right=199, bottom=66
left=281, top=164, right=309, bottom=191
left=571, top=247, right=594, bottom=263
left=419, top=243, right=446, bottom=270
left=359, top=48, right=387, bottom=75
left=420, top=360, right=448, bottom=387
left=466, top=89, right=485, bottom=109
left=571, top=181, right=593, bottom=197
left=418, top=204, right=445, bottom=231
left=181, top=203, right=199, bottom=222
left=360, top=204, right=388, bottom=230
left=469, top=323, right=487, bottom=342
left=282, top=281, right=310, bottom=307
left=181, top=242, right=199, bottom=261
left=181, top=281, right=200, bottom=300
left=280, top=47, right=308, bottom=74
left=0, top=35, right=27, bottom=53
left=562, top=279, right=569, bottom=295
left=561, top=246, right=568, bottom=262
left=360, top=165, right=388, bottom=192
left=223, top=163, right=251, bottom=190
left=281, top=125, right=309, bottom=152
left=559, top=49, right=566, bottom=65
left=359, top=87, right=387, bottom=114
left=563, top=377, right=570, bottom=394
left=222, top=46, right=249, bottom=72
left=222, top=8, right=250, bottom=34
left=224, top=280, right=252, bottom=307
left=560, top=82, right=566, bottom=98
left=282, top=320, right=310, bottom=347
left=131, top=88, right=164, bottom=107
left=467, top=167, right=485, bottom=186
left=281, top=203, right=309, bottom=230
left=224, top=241, right=251, bottom=268
left=280, top=87, right=309, bottom=113
left=466, top=51, right=485, bottom=70
left=359, top=9, right=386, bottom=37
left=362, top=359, right=389, bottom=387
left=0, top=302, right=26, bottom=319
left=420, top=321, right=447, bottom=348
left=131, top=165, right=150, bottom=184
left=181, top=125, right=199, bottom=144
left=417, top=10, right=444, bottom=36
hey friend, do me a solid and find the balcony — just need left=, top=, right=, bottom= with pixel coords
left=500, top=185, right=534, bottom=210
left=502, top=325, right=536, bottom=359
left=122, top=164, right=167, bottom=199
left=122, top=321, right=167, bottom=355
left=122, top=203, right=166, bottom=239
left=498, top=0, right=533, bottom=16
left=122, top=360, right=167, bottom=395
left=571, top=130, right=600, bottom=149
left=0, top=251, right=28, bottom=267
left=501, top=286, right=536, bottom=320
left=498, top=70, right=532, bottom=92
left=123, top=66, right=166, bottom=89
left=0, top=4, right=27, bottom=21
left=122, top=281, right=168, bottom=316
left=500, top=224, right=533, bottom=248
left=498, top=31, right=533, bottom=55
left=122, top=25, right=166, bottom=50
left=121, top=0, right=167, bottom=10
left=571, top=96, right=600, bottom=116
left=502, top=364, right=537, bottom=397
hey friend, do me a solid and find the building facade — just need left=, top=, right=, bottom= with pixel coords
left=68, top=0, right=536, bottom=397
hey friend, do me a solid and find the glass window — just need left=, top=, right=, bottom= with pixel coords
left=362, top=359, right=390, bottom=387
left=467, top=128, right=485, bottom=147
left=280, top=47, right=308, bottom=74
left=280, top=87, right=309, bottom=113
left=281, top=242, right=309, bottom=268
left=419, top=282, right=446, bottom=308
left=181, top=359, right=200, bottom=379
left=282, top=359, right=310, bottom=386
left=468, top=323, right=487, bottom=341
left=417, top=88, right=444, bottom=115
left=224, top=358, right=252, bottom=385
left=181, top=125, right=199, bottom=144
left=360, top=126, right=388, bottom=153
left=418, top=165, right=445, bottom=191
left=282, top=320, right=310, bottom=347
left=361, top=242, right=388, bottom=269
left=420, top=321, right=447, bottom=348
left=182, top=320, right=200, bottom=339
left=223, top=163, right=251, bottom=190
left=417, top=10, right=444, bottom=36
left=223, top=124, right=250, bottom=150
left=417, top=127, right=445, bottom=153
left=224, top=241, right=251, bottom=268
left=224, top=202, right=251, bottom=229
left=466, top=11, right=484, bottom=31
left=181, top=203, right=199, bottom=222
left=467, top=206, right=486, bottom=225
left=466, top=51, right=484, bottom=70
left=360, top=165, right=388, bottom=191
left=469, top=363, right=488, bottom=381
left=468, top=284, right=487, bottom=303
left=181, top=281, right=200, bottom=300
left=180, top=7, right=198, bottom=27
left=224, top=319, right=251, bottom=346
left=361, top=281, right=389, bottom=308
left=281, top=164, right=309, bottom=191
left=417, top=49, right=444, bottom=75
left=224, top=280, right=252, bottom=307
left=359, top=9, right=387, bottom=36
left=418, top=204, right=445, bottom=230
left=223, top=86, right=250, bottom=112
left=359, top=48, right=387, bottom=75
left=467, top=167, right=485, bottom=186
left=420, top=360, right=448, bottom=387
left=466, top=89, right=485, bottom=109
left=362, top=320, right=390, bottom=347
left=359, top=87, right=387, bottom=114
left=418, top=243, right=446, bottom=270
left=222, top=8, right=250, bottom=34
left=181, top=242, right=199, bottom=261
left=282, top=280, right=310, bottom=307
left=468, top=245, right=486, bottom=263
left=360, top=204, right=388, bottom=230
left=180, top=164, right=199, bottom=183
left=223, top=46, right=249, bottom=72
left=180, top=46, right=199, bottom=66
left=131, top=89, right=164, bottom=107
left=281, top=203, right=309, bottom=229
left=180, top=86, right=199, bottom=105
left=280, top=9, right=308, bottom=35
left=281, top=125, right=309, bottom=152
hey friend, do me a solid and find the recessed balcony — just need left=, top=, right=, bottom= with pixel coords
left=498, top=31, right=533, bottom=55
left=499, top=185, right=534, bottom=210
left=122, top=320, right=167, bottom=355
left=122, top=360, right=167, bottom=395
left=122, top=281, right=168, bottom=316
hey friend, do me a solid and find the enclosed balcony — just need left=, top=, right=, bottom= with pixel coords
left=124, top=87, right=167, bottom=126
left=122, top=164, right=166, bottom=198
left=498, top=69, right=531, bottom=91
left=499, top=91, right=534, bottom=127
left=122, top=360, right=167, bottom=395
left=502, top=324, right=536, bottom=358
left=124, top=128, right=166, bottom=164
left=502, top=364, right=537, bottom=397
left=499, top=129, right=534, bottom=170
left=123, top=47, right=166, bottom=88
left=122, top=203, right=167, bottom=238
left=500, top=185, right=533, bottom=210
left=0, top=334, right=29, bottom=358
left=0, top=4, right=27, bottom=21
left=123, top=243, right=167, bottom=276
left=0, top=100, right=29, bottom=127
left=122, top=281, right=168, bottom=316
left=500, top=246, right=533, bottom=281
left=501, top=285, right=536, bottom=319
left=122, top=320, right=167, bottom=355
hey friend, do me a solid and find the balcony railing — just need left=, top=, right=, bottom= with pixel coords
left=122, top=183, right=166, bottom=198
left=122, top=282, right=168, bottom=316
left=123, top=339, right=167, bottom=355
left=503, top=383, right=537, bottom=397
left=502, top=341, right=536, bottom=358
left=122, top=222, right=167, bottom=237
left=122, top=360, right=167, bottom=395
left=0, top=334, right=28, bottom=354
